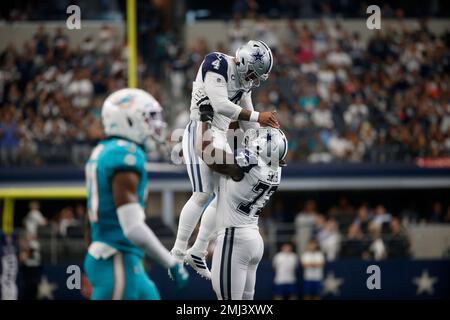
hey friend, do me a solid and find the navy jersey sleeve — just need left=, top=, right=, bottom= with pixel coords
left=202, top=52, right=228, bottom=82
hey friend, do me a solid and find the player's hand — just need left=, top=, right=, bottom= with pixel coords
left=168, top=262, right=189, bottom=290
left=199, top=104, right=214, bottom=123
left=258, top=111, right=279, bottom=128
left=194, top=91, right=214, bottom=123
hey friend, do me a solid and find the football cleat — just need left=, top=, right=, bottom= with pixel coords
left=185, top=248, right=211, bottom=280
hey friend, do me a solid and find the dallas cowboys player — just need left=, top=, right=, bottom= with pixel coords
left=84, top=88, right=188, bottom=300
left=199, top=110, right=287, bottom=300
left=171, top=40, right=279, bottom=278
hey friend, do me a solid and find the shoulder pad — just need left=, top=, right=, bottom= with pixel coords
left=202, top=52, right=228, bottom=82
left=106, top=140, right=145, bottom=173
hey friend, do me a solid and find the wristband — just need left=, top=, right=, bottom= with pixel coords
left=250, top=111, right=260, bottom=122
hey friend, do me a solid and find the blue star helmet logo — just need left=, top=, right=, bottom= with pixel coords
left=252, top=51, right=264, bottom=62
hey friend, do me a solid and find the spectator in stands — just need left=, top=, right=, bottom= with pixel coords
left=19, top=233, right=42, bottom=300
left=301, top=239, right=325, bottom=300
left=316, top=217, right=340, bottom=261
left=387, top=217, right=410, bottom=259
left=1, top=13, right=450, bottom=167
left=328, top=196, right=355, bottom=231
left=430, top=201, right=445, bottom=223
left=353, top=204, right=372, bottom=234
left=367, top=224, right=387, bottom=261
left=0, top=108, right=21, bottom=166
left=340, top=223, right=367, bottom=259
left=272, top=243, right=299, bottom=300
left=371, top=205, right=392, bottom=232
left=400, top=204, right=419, bottom=226
left=228, top=15, right=248, bottom=55
left=57, top=207, right=78, bottom=237
left=254, top=16, right=279, bottom=51
left=344, top=95, right=369, bottom=131
left=23, top=201, right=47, bottom=238
left=295, top=200, right=318, bottom=254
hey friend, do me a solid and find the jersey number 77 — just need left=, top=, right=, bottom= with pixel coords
left=237, top=181, right=278, bottom=217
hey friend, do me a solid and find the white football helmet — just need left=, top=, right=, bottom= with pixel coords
left=243, top=127, right=288, bottom=167
left=101, top=88, right=167, bottom=152
left=235, top=40, right=273, bottom=90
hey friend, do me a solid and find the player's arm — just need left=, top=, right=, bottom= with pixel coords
left=203, top=72, right=279, bottom=128
left=200, top=121, right=245, bottom=181
left=200, top=122, right=244, bottom=181
left=112, top=172, right=177, bottom=269
left=238, top=91, right=261, bottom=132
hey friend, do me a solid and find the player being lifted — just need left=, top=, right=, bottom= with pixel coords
left=84, top=88, right=188, bottom=300
left=171, top=40, right=279, bottom=279
left=199, top=103, right=287, bottom=300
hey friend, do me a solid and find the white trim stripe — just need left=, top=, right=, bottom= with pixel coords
left=91, top=163, right=99, bottom=222
left=112, top=253, right=125, bottom=300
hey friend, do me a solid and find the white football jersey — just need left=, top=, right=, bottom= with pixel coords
left=190, top=52, right=251, bottom=132
left=215, top=149, right=282, bottom=229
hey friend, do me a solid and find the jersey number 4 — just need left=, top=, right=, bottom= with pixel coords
left=211, top=58, right=221, bottom=70
left=237, top=181, right=278, bottom=217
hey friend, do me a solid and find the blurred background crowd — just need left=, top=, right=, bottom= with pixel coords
left=1, top=2, right=450, bottom=166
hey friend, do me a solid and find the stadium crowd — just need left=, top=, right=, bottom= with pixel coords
left=1, top=17, right=450, bottom=166
left=172, top=16, right=450, bottom=164
left=267, top=196, right=450, bottom=261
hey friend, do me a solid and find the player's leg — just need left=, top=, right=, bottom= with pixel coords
left=138, top=277, right=161, bottom=300
left=84, top=252, right=120, bottom=300
left=132, top=256, right=161, bottom=300
left=212, top=228, right=248, bottom=300
left=185, top=195, right=217, bottom=279
left=114, top=252, right=161, bottom=300
left=172, top=191, right=210, bottom=254
left=190, top=195, right=217, bottom=254
left=242, top=231, right=264, bottom=300
left=172, top=120, right=213, bottom=258
left=211, top=232, right=224, bottom=299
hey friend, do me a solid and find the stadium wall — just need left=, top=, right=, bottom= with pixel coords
left=13, top=259, right=450, bottom=300
left=185, top=18, right=450, bottom=50
left=0, top=21, right=125, bottom=51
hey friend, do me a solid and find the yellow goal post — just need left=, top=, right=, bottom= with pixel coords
left=0, top=187, right=87, bottom=235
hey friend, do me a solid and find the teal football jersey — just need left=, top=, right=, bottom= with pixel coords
left=85, top=138, right=147, bottom=257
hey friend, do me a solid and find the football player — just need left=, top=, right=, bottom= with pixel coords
left=84, top=88, right=188, bottom=300
left=199, top=108, right=287, bottom=300
left=171, top=40, right=279, bottom=279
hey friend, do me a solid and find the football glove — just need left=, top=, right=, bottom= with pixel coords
left=168, top=262, right=189, bottom=290
left=194, top=90, right=214, bottom=123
